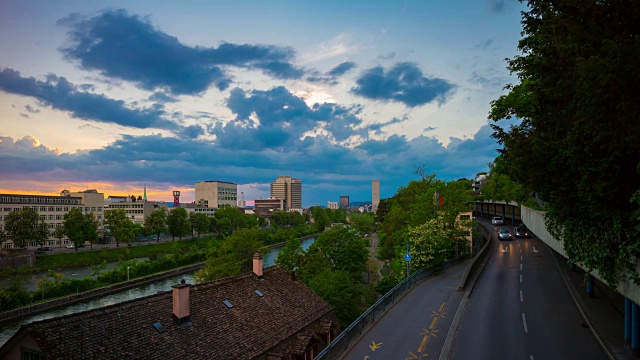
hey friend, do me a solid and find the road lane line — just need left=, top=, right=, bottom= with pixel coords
left=520, top=263, right=523, bottom=271
left=520, top=274, right=522, bottom=283
left=417, top=334, right=429, bottom=352
left=530, top=356, right=534, bottom=360
left=522, top=313, right=529, bottom=333
left=520, top=290, right=523, bottom=302
left=429, top=316, right=438, bottom=329
left=439, top=302, right=446, bottom=312
left=521, top=255, right=523, bottom=260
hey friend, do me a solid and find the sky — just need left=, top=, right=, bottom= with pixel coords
left=0, top=0, right=525, bottom=207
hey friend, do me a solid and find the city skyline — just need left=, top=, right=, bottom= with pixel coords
left=0, top=1, right=524, bottom=206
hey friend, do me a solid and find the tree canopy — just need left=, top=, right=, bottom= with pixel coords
left=104, top=209, right=134, bottom=247
left=144, top=207, right=167, bottom=243
left=489, top=0, right=640, bottom=285
left=4, top=207, right=49, bottom=248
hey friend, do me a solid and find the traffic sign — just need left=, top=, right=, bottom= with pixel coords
left=404, top=253, right=412, bottom=261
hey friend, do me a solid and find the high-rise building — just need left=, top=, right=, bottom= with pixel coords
left=270, top=176, right=302, bottom=210
left=339, top=196, right=349, bottom=210
left=372, top=180, right=380, bottom=212
left=195, top=181, right=237, bottom=209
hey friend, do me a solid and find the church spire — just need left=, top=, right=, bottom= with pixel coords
left=144, top=184, right=147, bottom=201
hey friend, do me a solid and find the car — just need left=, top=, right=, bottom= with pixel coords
left=514, top=226, right=530, bottom=238
left=36, top=247, right=54, bottom=251
left=65, top=244, right=75, bottom=249
left=491, top=216, right=504, bottom=225
left=498, top=229, right=513, bottom=240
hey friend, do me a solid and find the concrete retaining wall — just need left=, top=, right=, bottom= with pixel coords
left=521, top=205, right=640, bottom=305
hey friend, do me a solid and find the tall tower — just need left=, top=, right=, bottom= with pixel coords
left=339, top=196, right=350, bottom=210
left=372, top=180, right=380, bottom=213
left=173, top=190, right=180, bottom=208
left=143, top=184, right=147, bottom=201
left=270, top=176, right=302, bottom=210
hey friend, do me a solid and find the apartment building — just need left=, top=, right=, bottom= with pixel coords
left=195, top=181, right=237, bottom=209
left=327, top=201, right=339, bottom=210
left=270, top=176, right=302, bottom=211
left=0, top=190, right=104, bottom=249
left=255, top=197, right=284, bottom=211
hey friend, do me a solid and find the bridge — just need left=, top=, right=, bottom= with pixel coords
left=316, top=203, right=632, bottom=359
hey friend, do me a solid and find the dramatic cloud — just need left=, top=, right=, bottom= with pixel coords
left=351, top=62, right=456, bottom=107
left=367, top=116, right=409, bottom=135
left=57, top=9, right=304, bottom=95
left=214, top=86, right=363, bottom=151
left=0, top=68, right=179, bottom=131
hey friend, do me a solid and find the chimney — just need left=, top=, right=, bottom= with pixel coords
left=253, top=252, right=264, bottom=279
left=172, top=279, right=191, bottom=325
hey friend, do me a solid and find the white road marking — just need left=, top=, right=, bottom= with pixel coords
left=522, top=313, right=529, bottom=333
left=520, top=290, right=523, bottom=302
left=521, top=255, right=523, bottom=260
left=520, top=264, right=523, bottom=271
left=532, top=246, right=538, bottom=253
left=520, top=274, right=523, bottom=283
left=530, top=356, right=534, bottom=360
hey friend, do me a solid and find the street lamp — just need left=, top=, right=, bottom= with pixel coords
left=127, top=266, right=130, bottom=281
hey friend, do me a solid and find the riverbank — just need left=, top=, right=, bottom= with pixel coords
left=0, top=262, right=203, bottom=323
left=0, top=233, right=319, bottom=324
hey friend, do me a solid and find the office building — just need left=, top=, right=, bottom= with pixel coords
left=195, top=181, right=238, bottom=209
left=372, top=180, right=380, bottom=213
left=270, top=176, right=302, bottom=210
left=339, top=196, right=349, bottom=210
left=255, top=198, right=284, bottom=211
left=327, top=201, right=338, bottom=210
left=0, top=190, right=104, bottom=249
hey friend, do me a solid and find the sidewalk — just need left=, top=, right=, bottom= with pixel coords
left=549, top=246, right=633, bottom=359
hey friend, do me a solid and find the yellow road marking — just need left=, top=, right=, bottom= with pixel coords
left=405, top=351, right=419, bottom=360
left=369, top=341, right=382, bottom=351
left=418, top=334, right=429, bottom=352
left=439, top=302, right=445, bottom=312
left=429, top=316, right=438, bottom=329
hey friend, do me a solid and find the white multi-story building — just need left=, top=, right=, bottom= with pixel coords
left=327, top=201, right=339, bottom=210
left=0, top=189, right=104, bottom=249
left=195, top=181, right=238, bottom=209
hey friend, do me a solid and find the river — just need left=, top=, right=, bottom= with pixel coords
left=0, top=237, right=315, bottom=347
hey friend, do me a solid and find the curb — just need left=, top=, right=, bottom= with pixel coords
left=439, top=230, right=495, bottom=360
left=546, top=243, right=617, bottom=360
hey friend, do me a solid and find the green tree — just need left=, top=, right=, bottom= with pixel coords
left=104, top=209, right=134, bottom=247
left=488, top=0, right=640, bottom=285
left=310, top=206, right=330, bottom=231
left=407, top=215, right=454, bottom=273
left=144, top=207, right=167, bottom=242
left=83, top=212, right=99, bottom=250
left=214, top=205, right=245, bottom=234
left=307, top=270, right=360, bottom=327
left=313, top=227, right=369, bottom=279
left=270, top=211, right=290, bottom=228
left=275, top=238, right=304, bottom=271
left=349, top=213, right=375, bottom=236
left=190, top=212, right=210, bottom=238
left=53, top=225, right=66, bottom=250
left=5, top=207, right=49, bottom=248
left=196, top=228, right=265, bottom=282
left=63, top=208, right=87, bottom=250
left=167, top=207, right=191, bottom=240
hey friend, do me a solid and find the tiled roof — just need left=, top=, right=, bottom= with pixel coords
left=9, top=266, right=336, bottom=359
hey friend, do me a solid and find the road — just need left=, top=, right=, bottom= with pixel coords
left=341, top=260, right=470, bottom=360
left=450, top=222, right=607, bottom=360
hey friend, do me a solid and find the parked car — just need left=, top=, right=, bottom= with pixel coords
left=65, top=244, right=75, bottom=249
left=514, top=226, right=530, bottom=238
left=498, top=229, right=513, bottom=240
left=36, top=247, right=54, bottom=251
left=491, top=216, right=504, bottom=225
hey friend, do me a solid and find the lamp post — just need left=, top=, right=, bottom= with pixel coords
left=127, top=266, right=130, bottom=281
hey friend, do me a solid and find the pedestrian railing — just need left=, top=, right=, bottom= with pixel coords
left=315, top=256, right=467, bottom=360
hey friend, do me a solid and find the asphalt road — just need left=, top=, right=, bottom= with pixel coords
left=341, top=260, right=470, bottom=360
left=450, top=222, right=608, bottom=360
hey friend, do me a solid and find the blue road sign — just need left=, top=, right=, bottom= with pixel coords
left=404, top=253, right=412, bottom=261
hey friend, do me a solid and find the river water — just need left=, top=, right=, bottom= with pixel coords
left=0, top=237, right=315, bottom=347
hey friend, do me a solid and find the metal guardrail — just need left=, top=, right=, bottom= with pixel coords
left=315, top=256, right=467, bottom=360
